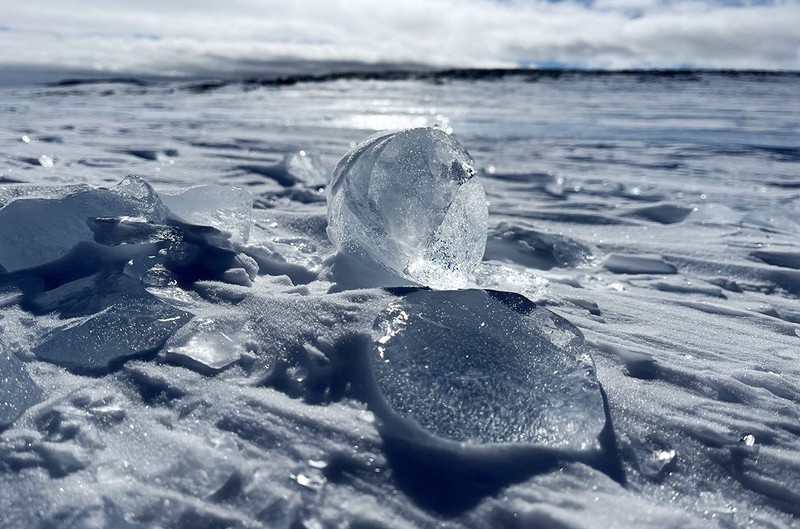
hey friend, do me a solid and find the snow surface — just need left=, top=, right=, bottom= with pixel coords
left=0, top=71, right=799, bottom=528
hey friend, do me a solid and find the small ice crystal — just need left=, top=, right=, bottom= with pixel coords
left=281, top=150, right=328, bottom=188
left=327, top=128, right=488, bottom=289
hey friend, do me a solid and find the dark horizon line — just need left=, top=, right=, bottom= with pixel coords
left=47, top=66, right=800, bottom=90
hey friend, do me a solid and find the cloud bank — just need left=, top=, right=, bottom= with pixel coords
left=1, top=0, right=798, bottom=80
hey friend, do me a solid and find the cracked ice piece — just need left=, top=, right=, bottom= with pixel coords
left=0, top=188, right=153, bottom=272
left=163, top=318, right=247, bottom=374
left=327, top=128, right=488, bottom=289
left=370, top=289, right=606, bottom=449
left=0, top=348, right=43, bottom=429
left=33, top=284, right=192, bottom=374
left=160, top=185, right=253, bottom=244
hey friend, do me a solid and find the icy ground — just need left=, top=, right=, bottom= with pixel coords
left=1, top=71, right=799, bottom=528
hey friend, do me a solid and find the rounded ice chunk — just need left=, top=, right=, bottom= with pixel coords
left=327, top=128, right=488, bottom=289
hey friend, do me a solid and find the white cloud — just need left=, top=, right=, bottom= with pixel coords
left=0, top=0, right=798, bottom=79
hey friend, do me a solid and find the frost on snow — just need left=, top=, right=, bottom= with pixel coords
left=327, top=127, right=488, bottom=289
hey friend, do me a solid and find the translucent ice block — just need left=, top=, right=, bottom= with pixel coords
left=0, top=188, right=149, bottom=272
left=160, top=185, right=253, bottom=244
left=327, top=128, right=488, bottom=289
left=370, top=289, right=606, bottom=449
left=0, top=348, right=43, bottom=428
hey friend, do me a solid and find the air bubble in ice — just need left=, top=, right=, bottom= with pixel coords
left=327, top=128, right=488, bottom=289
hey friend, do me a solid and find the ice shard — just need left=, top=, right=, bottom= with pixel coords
left=163, top=318, right=247, bottom=374
left=0, top=188, right=149, bottom=272
left=327, top=128, right=488, bottom=289
left=160, top=185, right=253, bottom=244
left=0, top=348, right=43, bottom=429
left=33, top=284, right=192, bottom=373
left=277, top=150, right=328, bottom=188
left=370, top=289, right=606, bottom=450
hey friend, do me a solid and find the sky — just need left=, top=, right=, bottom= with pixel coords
left=1, top=0, right=799, bottom=81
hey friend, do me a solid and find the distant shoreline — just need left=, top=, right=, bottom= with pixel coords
left=2, top=65, right=799, bottom=89
left=174, top=68, right=800, bottom=93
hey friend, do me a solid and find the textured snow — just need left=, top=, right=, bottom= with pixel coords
left=327, top=127, right=488, bottom=289
left=0, top=72, right=799, bottom=528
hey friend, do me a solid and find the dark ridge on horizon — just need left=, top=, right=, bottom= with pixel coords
left=47, top=67, right=800, bottom=92
left=50, top=77, right=153, bottom=87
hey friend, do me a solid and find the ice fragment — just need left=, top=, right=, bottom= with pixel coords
left=370, top=289, right=606, bottom=449
left=0, top=349, right=43, bottom=429
left=486, top=222, right=594, bottom=270
left=164, top=318, right=246, bottom=374
left=327, top=128, right=488, bottom=289
left=0, top=188, right=149, bottom=272
left=686, top=203, right=740, bottom=225
left=33, top=286, right=192, bottom=373
left=160, top=185, right=253, bottom=243
left=113, top=175, right=168, bottom=222
left=279, top=150, right=328, bottom=188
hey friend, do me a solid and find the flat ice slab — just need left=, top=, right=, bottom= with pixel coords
left=0, top=349, right=43, bottom=429
left=0, top=189, right=146, bottom=272
left=33, top=284, right=192, bottom=373
left=370, top=289, right=606, bottom=450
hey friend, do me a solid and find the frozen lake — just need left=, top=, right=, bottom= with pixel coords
left=1, top=71, right=799, bottom=528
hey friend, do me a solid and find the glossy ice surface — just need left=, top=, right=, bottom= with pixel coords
left=327, top=127, right=488, bottom=288
left=371, top=289, right=605, bottom=449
